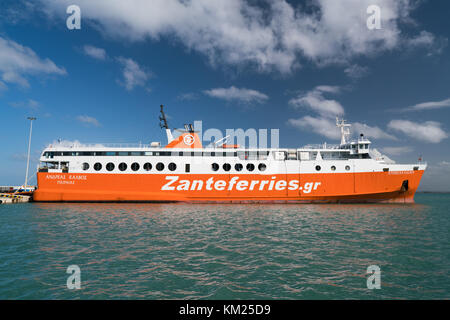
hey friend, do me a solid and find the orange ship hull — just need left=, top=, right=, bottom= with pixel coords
left=33, top=170, right=424, bottom=203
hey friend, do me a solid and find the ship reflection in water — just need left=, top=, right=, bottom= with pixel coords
left=1, top=195, right=448, bottom=299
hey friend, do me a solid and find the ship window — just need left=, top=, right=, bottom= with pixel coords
left=106, top=163, right=115, bottom=171
left=315, top=165, right=321, bottom=171
left=156, top=162, right=164, bottom=171
left=223, top=163, right=231, bottom=171
left=247, top=163, right=255, bottom=171
left=235, top=163, right=243, bottom=171
left=345, top=165, right=350, bottom=171
left=185, top=164, right=190, bottom=172
left=143, top=163, right=152, bottom=171
left=168, top=163, right=177, bottom=171
left=212, top=163, right=219, bottom=171
left=413, top=166, right=419, bottom=171
left=331, top=165, right=336, bottom=171
left=383, top=168, right=389, bottom=172
left=94, top=163, right=102, bottom=171
left=131, top=162, right=140, bottom=171
left=82, top=163, right=89, bottom=171
left=119, top=163, right=127, bottom=171
left=258, top=163, right=267, bottom=171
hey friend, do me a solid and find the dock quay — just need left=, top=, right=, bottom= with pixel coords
left=0, top=193, right=31, bottom=204
left=0, top=186, right=35, bottom=204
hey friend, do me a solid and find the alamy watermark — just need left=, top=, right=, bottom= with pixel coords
left=66, top=265, right=81, bottom=289
left=193, top=120, right=279, bottom=149
left=366, top=265, right=381, bottom=289
left=367, top=5, right=382, bottom=30
left=66, top=5, right=81, bottom=30
left=66, top=4, right=382, bottom=32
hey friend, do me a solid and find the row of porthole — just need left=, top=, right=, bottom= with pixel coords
left=82, top=162, right=177, bottom=172
left=315, top=165, right=351, bottom=171
left=212, top=163, right=266, bottom=172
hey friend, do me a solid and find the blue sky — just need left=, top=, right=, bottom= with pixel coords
left=1, top=0, right=450, bottom=191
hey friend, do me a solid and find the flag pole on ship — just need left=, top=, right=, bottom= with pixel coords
left=24, top=117, right=36, bottom=191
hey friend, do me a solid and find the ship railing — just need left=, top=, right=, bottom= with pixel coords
left=47, top=142, right=151, bottom=149
left=302, top=144, right=341, bottom=150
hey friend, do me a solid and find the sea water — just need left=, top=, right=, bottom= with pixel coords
left=0, top=193, right=448, bottom=299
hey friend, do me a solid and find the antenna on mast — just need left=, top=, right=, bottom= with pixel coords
left=336, top=117, right=351, bottom=145
left=159, top=105, right=169, bottom=129
left=159, top=105, right=174, bottom=144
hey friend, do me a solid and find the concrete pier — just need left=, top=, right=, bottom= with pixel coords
left=0, top=193, right=31, bottom=204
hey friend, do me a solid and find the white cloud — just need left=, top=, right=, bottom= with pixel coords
left=9, top=99, right=40, bottom=110
left=288, top=116, right=396, bottom=142
left=353, top=122, right=397, bottom=140
left=288, top=85, right=396, bottom=141
left=380, top=146, right=414, bottom=156
left=116, top=57, right=151, bottom=91
left=204, top=86, right=268, bottom=104
left=387, top=120, right=448, bottom=143
left=407, top=31, right=435, bottom=47
left=288, top=116, right=341, bottom=140
left=400, top=98, right=450, bottom=112
left=344, top=64, right=370, bottom=79
left=177, top=92, right=198, bottom=101
left=83, top=45, right=107, bottom=60
left=39, top=0, right=438, bottom=73
left=0, top=36, right=66, bottom=88
left=289, top=86, right=344, bottom=117
left=76, top=115, right=101, bottom=127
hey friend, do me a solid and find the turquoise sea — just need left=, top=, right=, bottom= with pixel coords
left=0, top=193, right=449, bottom=299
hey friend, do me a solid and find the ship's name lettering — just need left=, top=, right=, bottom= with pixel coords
left=161, top=176, right=321, bottom=193
left=46, top=174, right=87, bottom=180
left=388, top=170, right=414, bottom=175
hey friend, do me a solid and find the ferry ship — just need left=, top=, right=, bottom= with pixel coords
left=33, top=106, right=426, bottom=203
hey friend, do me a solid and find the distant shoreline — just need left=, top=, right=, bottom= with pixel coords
left=418, top=191, right=450, bottom=194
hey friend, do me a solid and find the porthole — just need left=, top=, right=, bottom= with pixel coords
left=223, top=163, right=231, bottom=171
left=212, top=163, right=219, bottom=171
left=331, top=165, right=336, bottom=171
left=94, top=163, right=102, bottom=171
left=315, top=165, right=321, bottom=171
left=106, top=162, right=115, bottom=171
left=156, top=162, right=164, bottom=171
left=345, top=165, right=351, bottom=171
left=143, top=163, right=152, bottom=171
left=119, top=162, right=127, bottom=171
left=131, top=162, right=140, bottom=171
left=235, top=163, right=243, bottom=171
left=168, top=163, right=177, bottom=171
left=246, top=163, right=255, bottom=171
left=82, top=163, right=89, bottom=171
left=258, top=163, right=267, bottom=171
